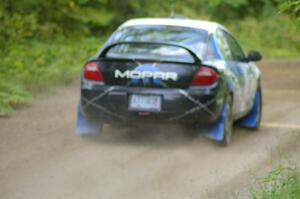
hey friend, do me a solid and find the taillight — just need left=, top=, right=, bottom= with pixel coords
left=191, top=66, right=217, bottom=86
left=83, top=61, right=103, bottom=81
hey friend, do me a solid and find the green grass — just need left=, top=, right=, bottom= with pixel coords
left=227, top=15, right=300, bottom=58
left=0, top=79, right=32, bottom=115
left=250, top=165, right=300, bottom=199
left=0, top=36, right=105, bottom=115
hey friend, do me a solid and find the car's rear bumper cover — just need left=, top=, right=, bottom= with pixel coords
left=80, top=81, right=226, bottom=125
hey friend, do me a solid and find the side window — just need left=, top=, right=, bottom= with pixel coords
left=222, top=30, right=246, bottom=62
left=203, top=35, right=220, bottom=60
left=215, top=29, right=233, bottom=61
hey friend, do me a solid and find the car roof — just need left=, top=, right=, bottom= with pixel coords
left=119, top=18, right=226, bottom=33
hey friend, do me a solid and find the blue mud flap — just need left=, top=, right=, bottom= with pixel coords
left=239, top=90, right=260, bottom=128
left=196, top=105, right=228, bottom=141
left=75, top=102, right=103, bottom=135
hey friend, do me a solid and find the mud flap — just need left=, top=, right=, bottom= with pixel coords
left=239, top=90, right=260, bottom=128
left=196, top=105, right=228, bottom=141
left=75, top=102, right=103, bottom=135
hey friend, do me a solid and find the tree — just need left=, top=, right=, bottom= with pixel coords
left=280, top=0, right=300, bottom=20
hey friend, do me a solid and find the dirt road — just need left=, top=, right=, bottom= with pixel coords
left=1, top=60, right=300, bottom=199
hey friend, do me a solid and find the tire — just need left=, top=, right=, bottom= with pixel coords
left=220, top=94, right=234, bottom=146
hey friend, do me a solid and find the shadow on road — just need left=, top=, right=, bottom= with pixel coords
left=79, top=124, right=257, bottom=149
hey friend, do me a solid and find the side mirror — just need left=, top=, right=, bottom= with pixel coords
left=246, top=50, right=262, bottom=62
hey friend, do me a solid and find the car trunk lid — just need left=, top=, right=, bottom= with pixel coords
left=99, top=60, right=197, bottom=89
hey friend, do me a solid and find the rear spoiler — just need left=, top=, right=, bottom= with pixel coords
left=98, top=41, right=202, bottom=64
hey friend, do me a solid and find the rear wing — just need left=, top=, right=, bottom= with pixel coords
left=98, top=41, right=202, bottom=64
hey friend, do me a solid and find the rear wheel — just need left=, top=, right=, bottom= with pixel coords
left=220, top=95, right=233, bottom=146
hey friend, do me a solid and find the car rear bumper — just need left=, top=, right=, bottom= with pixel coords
left=80, top=81, right=226, bottom=125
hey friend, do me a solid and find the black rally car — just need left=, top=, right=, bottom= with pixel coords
left=76, top=18, right=262, bottom=145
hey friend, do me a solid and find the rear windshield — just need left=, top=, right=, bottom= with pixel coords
left=105, top=25, right=208, bottom=63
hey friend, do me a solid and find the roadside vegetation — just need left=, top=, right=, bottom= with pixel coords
left=0, top=0, right=299, bottom=115
left=0, top=37, right=103, bottom=115
left=250, top=165, right=300, bottom=199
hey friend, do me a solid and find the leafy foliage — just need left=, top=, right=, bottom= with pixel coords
left=0, top=37, right=104, bottom=115
left=0, top=79, right=31, bottom=116
left=228, top=15, right=300, bottom=58
left=280, top=0, right=300, bottom=21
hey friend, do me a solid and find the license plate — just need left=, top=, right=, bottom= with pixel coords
left=129, top=95, right=161, bottom=112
